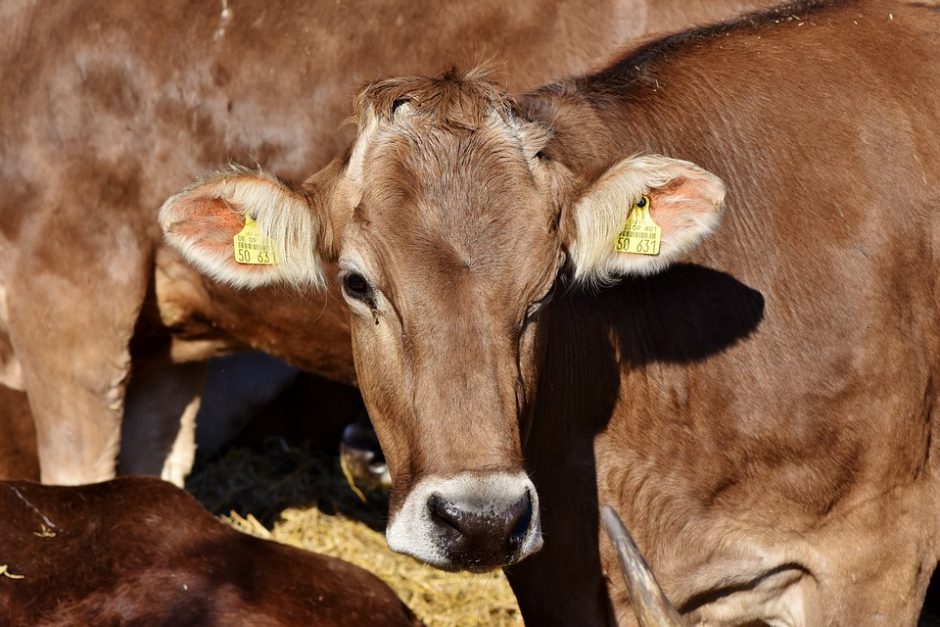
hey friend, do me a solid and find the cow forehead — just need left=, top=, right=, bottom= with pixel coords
left=349, top=126, right=560, bottom=294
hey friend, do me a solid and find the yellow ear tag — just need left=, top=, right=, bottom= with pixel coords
left=233, top=213, right=278, bottom=265
left=614, top=195, right=661, bottom=256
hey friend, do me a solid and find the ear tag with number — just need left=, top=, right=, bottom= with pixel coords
left=233, top=213, right=278, bottom=265
left=614, top=195, right=661, bottom=256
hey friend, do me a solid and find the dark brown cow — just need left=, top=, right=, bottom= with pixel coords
left=163, top=0, right=940, bottom=623
left=0, top=477, right=419, bottom=626
left=0, top=0, right=780, bottom=487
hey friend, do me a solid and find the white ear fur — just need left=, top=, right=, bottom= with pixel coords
left=569, top=155, right=725, bottom=285
left=159, top=168, right=327, bottom=289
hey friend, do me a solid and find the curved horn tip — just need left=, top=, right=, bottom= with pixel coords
left=601, top=504, right=684, bottom=627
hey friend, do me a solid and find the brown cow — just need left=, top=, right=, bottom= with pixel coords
left=0, top=477, right=419, bottom=626
left=0, top=0, right=780, bottom=486
left=0, top=385, right=39, bottom=481
left=163, top=0, right=940, bottom=623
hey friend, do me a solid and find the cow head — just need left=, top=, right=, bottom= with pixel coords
left=160, top=70, right=724, bottom=571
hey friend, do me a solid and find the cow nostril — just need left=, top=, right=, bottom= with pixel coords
left=428, top=494, right=462, bottom=534
left=507, top=492, right=533, bottom=546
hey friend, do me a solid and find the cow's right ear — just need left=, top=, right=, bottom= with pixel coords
left=566, top=155, right=725, bottom=285
left=159, top=168, right=334, bottom=289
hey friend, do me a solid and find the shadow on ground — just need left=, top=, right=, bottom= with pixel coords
left=186, top=437, right=389, bottom=531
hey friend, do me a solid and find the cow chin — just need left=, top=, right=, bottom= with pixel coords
left=385, top=472, right=543, bottom=572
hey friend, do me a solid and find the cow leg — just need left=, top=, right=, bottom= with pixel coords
left=0, top=285, right=24, bottom=390
left=9, top=306, right=140, bottom=485
left=0, top=385, right=39, bottom=481
left=162, top=387, right=201, bottom=486
left=6, top=211, right=150, bottom=485
left=118, top=361, right=207, bottom=487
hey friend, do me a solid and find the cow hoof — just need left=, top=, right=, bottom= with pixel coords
left=340, top=420, right=391, bottom=498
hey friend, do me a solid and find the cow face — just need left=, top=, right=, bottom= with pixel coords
left=160, top=71, right=724, bottom=572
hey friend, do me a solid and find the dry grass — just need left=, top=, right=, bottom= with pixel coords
left=187, top=438, right=523, bottom=627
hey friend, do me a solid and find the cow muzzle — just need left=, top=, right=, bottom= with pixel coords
left=386, top=472, right=543, bottom=571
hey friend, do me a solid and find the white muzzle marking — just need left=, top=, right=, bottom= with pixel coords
left=386, top=471, right=543, bottom=569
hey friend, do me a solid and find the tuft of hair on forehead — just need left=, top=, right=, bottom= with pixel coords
left=355, top=66, right=524, bottom=132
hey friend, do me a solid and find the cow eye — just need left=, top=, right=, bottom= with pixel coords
left=342, top=272, right=372, bottom=301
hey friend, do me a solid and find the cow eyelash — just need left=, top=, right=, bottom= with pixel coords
left=525, top=280, right=557, bottom=320
left=525, top=257, right=571, bottom=322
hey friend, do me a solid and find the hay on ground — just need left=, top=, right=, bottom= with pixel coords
left=188, top=438, right=523, bottom=626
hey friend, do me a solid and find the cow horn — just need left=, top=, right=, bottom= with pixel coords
left=601, top=505, right=684, bottom=627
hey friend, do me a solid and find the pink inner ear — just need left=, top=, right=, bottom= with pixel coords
left=160, top=173, right=307, bottom=287
left=177, top=196, right=241, bottom=236
left=166, top=194, right=247, bottom=261
left=647, top=176, right=720, bottom=238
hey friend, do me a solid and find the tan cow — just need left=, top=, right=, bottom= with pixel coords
left=164, top=0, right=940, bottom=623
left=1, top=0, right=781, bottom=486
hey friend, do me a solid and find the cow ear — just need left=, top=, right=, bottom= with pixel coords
left=567, top=155, right=725, bottom=284
left=159, top=168, right=333, bottom=289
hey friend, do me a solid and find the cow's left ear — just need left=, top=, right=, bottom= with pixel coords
left=567, top=155, right=725, bottom=284
left=159, top=168, right=334, bottom=290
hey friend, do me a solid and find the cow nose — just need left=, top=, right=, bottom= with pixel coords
left=427, top=491, right=533, bottom=570
left=386, top=472, right=543, bottom=569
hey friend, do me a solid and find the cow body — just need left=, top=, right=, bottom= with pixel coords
left=0, top=477, right=419, bottom=626
left=513, top=2, right=940, bottom=623
left=163, top=0, right=940, bottom=623
left=0, top=0, right=780, bottom=485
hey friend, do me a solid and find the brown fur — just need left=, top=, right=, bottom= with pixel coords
left=0, top=385, right=38, bottom=481
left=513, top=2, right=940, bottom=622
left=0, top=477, right=419, bottom=626
left=183, top=0, right=940, bottom=623
left=0, top=0, right=778, bottom=484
